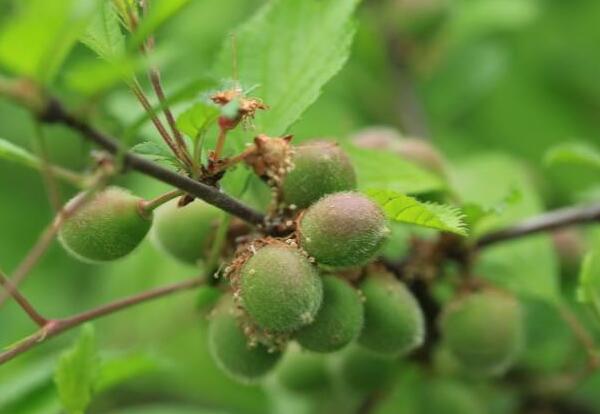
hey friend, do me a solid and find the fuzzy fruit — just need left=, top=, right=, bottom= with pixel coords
left=359, top=271, right=425, bottom=356
left=276, top=348, right=330, bottom=394
left=440, top=290, right=523, bottom=376
left=208, top=296, right=281, bottom=382
left=240, top=243, right=323, bottom=333
left=299, top=192, right=388, bottom=268
left=58, top=187, right=152, bottom=262
left=151, top=198, right=220, bottom=265
left=339, top=346, right=395, bottom=393
left=282, top=141, right=357, bottom=209
left=296, top=275, right=364, bottom=353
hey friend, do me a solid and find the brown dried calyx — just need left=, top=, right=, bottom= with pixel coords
left=245, top=134, right=294, bottom=187
left=211, top=87, right=268, bottom=129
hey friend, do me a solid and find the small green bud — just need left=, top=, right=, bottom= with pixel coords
left=58, top=187, right=152, bottom=262
left=299, top=192, right=388, bottom=268
left=240, top=243, right=323, bottom=333
left=282, top=141, right=356, bottom=209
left=296, top=275, right=364, bottom=353
left=338, top=345, right=395, bottom=393
left=440, top=290, right=523, bottom=377
left=151, top=199, right=220, bottom=265
left=276, top=347, right=330, bottom=394
left=358, top=271, right=425, bottom=356
left=208, top=296, right=281, bottom=382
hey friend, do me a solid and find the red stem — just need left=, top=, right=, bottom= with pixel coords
left=0, top=276, right=206, bottom=366
left=0, top=270, right=47, bottom=327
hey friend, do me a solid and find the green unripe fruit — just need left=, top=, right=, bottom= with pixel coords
left=276, top=348, right=330, bottom=394
left=240, top=243, right=323, bottom=333
left=358, top=271, right=425, bottom=356
left=420, top=381, right=485, bottom=414
left=440, top=290, right=523, bottom=377
left=58, top=187, right=152, bottom=262
left=296, top=276, right=364, bottom=352
left=151, top=199, right=220, bottom=265
left=282, top=141, right=357, bottom=209
left=299, top=192, right=388, bottom=268
left=208, top=297, right=281, bottom=382
left=339, top=346, right=395, bottom=393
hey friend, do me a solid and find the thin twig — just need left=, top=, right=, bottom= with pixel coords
left=0, top=270, right=47, bottom=327
left=476, top=202, right=600, bottom=249
left=0, top=175, right=108, bottom=307
left=0, top=276, right=206, bottom=366
left=129, top=81, right=187, bottom=167
left=39, top=97, right=266, bottom=226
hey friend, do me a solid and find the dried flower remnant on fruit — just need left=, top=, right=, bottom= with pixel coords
left=211, top=87, right=268, bottom=129
left=245, top=134, right=294, bottom=187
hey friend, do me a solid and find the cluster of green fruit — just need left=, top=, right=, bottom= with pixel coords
left=56, top=139, right=524, bottom=392
left=207, top=141, right=426, bottom=384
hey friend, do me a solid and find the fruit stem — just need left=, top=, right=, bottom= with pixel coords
left=205, top=213, right=232, bottom=278
left=212, top=127, right=228, bottom=162
left=139, top=189, right=184, bottom=213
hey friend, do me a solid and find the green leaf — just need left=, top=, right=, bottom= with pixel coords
left=81, top=1, right=126, bottom=62
left=131, top=139, right=180, bottom=169
left=545, top=142, right=600, bottom=171
left=54, top=325, right=99, bottom=414
left=577, top=249, right=600, bottom=324
left=345, top=145, right=446, bottom=194
left=0, top=138, right=39, bottom=170
left=0, top=0, right=98, bottom=83
left=215, top=0, right=361, bottom=140
left=453, top=154, right=560, bottom=303
left=176, top=102, right=220, bottom=139
left=367, top=189, right=468, bottom=236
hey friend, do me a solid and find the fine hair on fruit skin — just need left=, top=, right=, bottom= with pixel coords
left=440, top=289, right=524, bottom=377
left=238, top=241, right=323, bottom=333
left=282, top=140, right=357, bottom=209
left=295, top=275, right=364, bottom=353
left=358, top=270, right=425, bottom=356
left=58, top=186, right=152, bottom=263
left=208, top=296, right=282, bottom=382
left=151, top=198, right=221, bottom=265
left=298, top=191, right=389, bottom=268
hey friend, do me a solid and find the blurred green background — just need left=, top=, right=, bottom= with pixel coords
left=1, top=0, right=600, bottom=413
